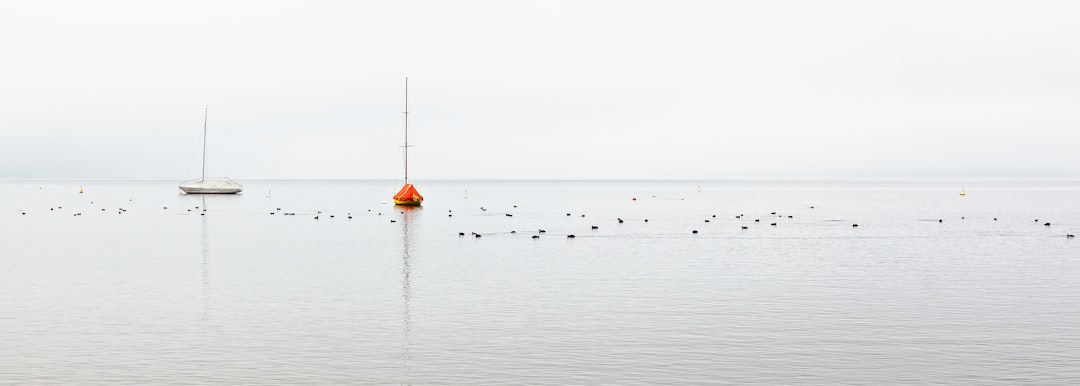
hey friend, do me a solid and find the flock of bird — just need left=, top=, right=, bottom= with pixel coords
left=12, top=197, right=1077, bottom=240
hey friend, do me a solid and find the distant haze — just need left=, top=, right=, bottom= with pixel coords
left=1, top=1, right=1078, bottom=180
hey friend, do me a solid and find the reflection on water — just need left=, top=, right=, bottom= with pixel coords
left=399, top=205, right=419, bottom=379
left=2, top=180, right=1080, bottom=384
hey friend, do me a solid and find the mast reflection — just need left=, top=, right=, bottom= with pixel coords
left=400, top=206, right=420, bottom=379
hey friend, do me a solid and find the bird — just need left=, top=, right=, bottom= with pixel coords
left=566, top=213, right=571, bottom=216
left=505, top=213, right=513, bottom=217
left=538, top=229, right=547, bottom=233
left=270, top=212, right=275, bottom=215
left=644, top=219, right=649, bottom=223
left=618, top=218, right=624, bottom=223
left=754, top=219, right=760, bottom=223
left=770, top=223, right=777, bottom=226
left=591, top=225, right=598, bottom=229
left=475, top=234, right=482, bottom=238
left=390, top=219, right=396, bottom=223
left=314, top=216, right=319, bottom=220
left=993, top=218, right=998, bottom=221
left=1067, top=234, right=1075, bottom=238
left=1044, top=222, right=1051, bottom=226
left=741, top=226, right=748, bottom=230
left=511, top=230, right=517, bottom=234
left=852, top=224, right=859, bottom=228
left=531, top=235, right=540, bottom=239
left=787, top=215, right=793, bottom=218
left=704, top=219, right=710, bottom=223
left=567, top=234, right=576, bottom=238
left=712, top=215, right=716, bottom=218
left=458, top=232, right=465, bottom=236
left=770, top=212, right=776, bottom=215
left=329, top=215, right=335, bottom=218
left=692, top=230, right=698, bottom=234
left=581, top=214, right=586, bottom=218
left=939, top=219, right=943, bottom=223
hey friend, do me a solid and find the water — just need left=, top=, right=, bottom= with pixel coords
left=2, top=179, right=1079, bottom=384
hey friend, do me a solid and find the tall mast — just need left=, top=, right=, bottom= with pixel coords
left=403, top=77, right=409, bottom=183
left=202, top=106, right=208, bottom=181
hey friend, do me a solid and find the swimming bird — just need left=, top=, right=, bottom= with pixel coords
left=538, top=229, right=547, bottom=233
left=852, top=224, right=859, bottom=228
left=644, top=219, right=648, bottom=223
left=270, top=212, right=275, bottom=215
left=532, top=235, right=540, bottom=239
left=511, top=230, right=517, bottom=234
left=581, top=214, right=586, bottom=218
left=505, top=213, right=513, bottom=217
left=1044, top=222, right=1051, bottom=226
left=770, top=212, right=776, bottom=215
left=993, top=218, right=998, bottom=221
left=390, top=219, right=396, bottom=223
left=770, top=223, right=777, bottom=226
left=567, top=234, right=576, bottom=238
left=1067, top=234, right=1075, bottom=238
left=754, top=219, right=760, bottom=223
left=618, top=218, right=624, bottom=223
left=741, top=226, right=748, bottom=230
left=475, top=234, right=482, bottom=238
left=787, top=215, right=793, bottom=218
left=712, top=215, right=716, bottom=218
left=704, top=219, right=710, bottom=223
left=566, top=213, right=571, bottom=216
left=314, top=216, right=319, bottom=220
left=939, top=219, right=943, bottom=223
left=692, top=230, right=698, bottom=234
left=591, top=225, right=598, bottom=229
left=459, top=232, right=465, bottom=236
left=330, top=215, right=335, bottom=218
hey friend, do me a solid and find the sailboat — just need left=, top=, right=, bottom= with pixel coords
left=392, top=78, right=423, bottom=206
left=179, top=107, right=243, bottom=194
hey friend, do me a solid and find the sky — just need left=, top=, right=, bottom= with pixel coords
left=1, top=0, right=1078, bottom=180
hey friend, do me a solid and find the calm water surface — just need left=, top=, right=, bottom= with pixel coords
left=2, top=179, right=1079, bottom=384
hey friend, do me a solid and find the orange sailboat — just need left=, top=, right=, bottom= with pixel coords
left=393, top=77, right=423, bottom=206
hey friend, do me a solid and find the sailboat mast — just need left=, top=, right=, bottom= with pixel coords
left=404, top=77, right=409, bottom=184
left=202, top=106, right=208, bottom=181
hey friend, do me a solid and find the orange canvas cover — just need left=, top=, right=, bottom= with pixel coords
left=393, top=183, right=423, bottom=203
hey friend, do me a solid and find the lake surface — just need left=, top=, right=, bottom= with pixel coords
left=2, top=179, right=1079, bottom=384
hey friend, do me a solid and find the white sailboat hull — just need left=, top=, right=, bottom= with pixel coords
left=179, top=178, right=243, bottom=194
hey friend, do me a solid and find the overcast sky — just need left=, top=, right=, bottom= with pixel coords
left=1, top=1, right=1078, bottom=180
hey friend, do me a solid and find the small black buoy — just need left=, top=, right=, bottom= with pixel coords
left=939, top=219, right=943, bottom=223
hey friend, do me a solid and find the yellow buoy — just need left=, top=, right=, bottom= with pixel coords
left=79, top=186, right=84, bottom=194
